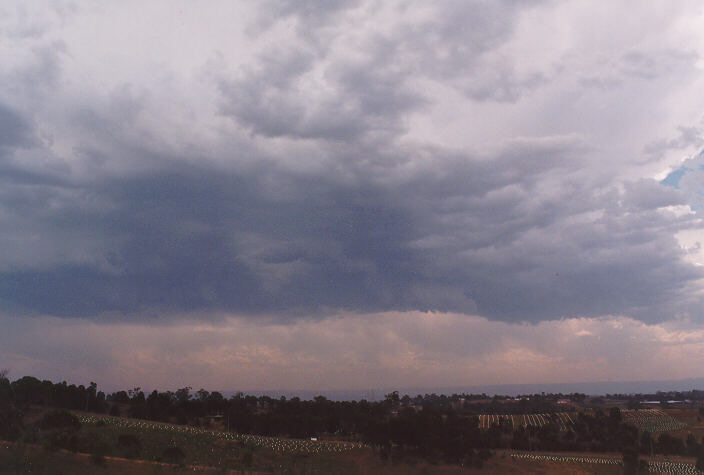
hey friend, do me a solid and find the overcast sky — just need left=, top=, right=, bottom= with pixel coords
left=1, top=1, right=704, bottom=392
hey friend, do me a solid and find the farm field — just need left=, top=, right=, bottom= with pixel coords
left=506, top=450, right=704, bottom=474
left=5, top=411, right=704, bottom=474
left=0, top=441, right=635, bottom=475
left=622, top=409, right=687, bottom=433
left=0, top=440, right=223, bottom=474
left=659, top=409, right=704, bottom=443
left=477, top=409, right=691, bottom=434
left=477, top=412, right=575, bottom=430
left=5, top=406, right=704, bottom=473
left=78, top=414, right=364, bottom=454
left=72, top=413, right=364, bottom=472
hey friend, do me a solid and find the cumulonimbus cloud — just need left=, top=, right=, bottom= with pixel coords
left=0, top=0, right=702, bottom=326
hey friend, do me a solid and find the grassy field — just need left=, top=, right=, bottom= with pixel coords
left=0, top=441, right=627, bottom=475
left=0, top=442, right=648, bottom=474
left=5, top=438, right=704, bottom=474
left=4, top=408, right=704, bottom=473
left=72, top=413, right=365, bottom=473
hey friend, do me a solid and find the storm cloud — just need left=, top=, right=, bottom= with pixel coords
left=0, top=0, right=703, bottom=328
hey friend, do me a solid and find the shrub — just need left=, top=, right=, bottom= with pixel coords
left=117, top=434, right=141, bottom=450
left=43, top=430, right=71, bottom=452
left=117, top=434, right=141, bottom=458
left=0, top=442, right=32, bottom=473
left=91, top=451, right=106, bottom=467
left=67, top=434, right=80, bottom=453
left=81, top=438, right=112, bottom=468
left=697, top=450, right=704, bottom=472
left=0, top=405, right=24, bottom=441
left=241, top=450, right=253, bottom=468
left=162, top=446, right=186, bottom=465
left=40, top=409, right=81, bottom=431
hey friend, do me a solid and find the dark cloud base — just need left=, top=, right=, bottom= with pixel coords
left=0, top=147, right=701, bottom=323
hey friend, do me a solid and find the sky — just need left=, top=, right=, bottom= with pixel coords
left=1, top=0, right=704, bottom=393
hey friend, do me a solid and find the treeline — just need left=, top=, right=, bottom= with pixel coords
left=6, top=376, right=107, bottom=413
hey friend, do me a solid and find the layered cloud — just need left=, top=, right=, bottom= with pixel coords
left=3, top=311, right=704, bottom=392
left=0, top=0, right=703, bottom=332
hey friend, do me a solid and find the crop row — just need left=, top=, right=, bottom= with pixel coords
left=478, top=413, right=574, bottom=430
left=621, top=410, right=686, bottom=433
left=481, top=409, right=687, bottom=434
left=511, top=452, right=703, bottom=474
left=77, top=415, right=365, bottom=454
left=645, top=460, right=704, bottom=474
left=510, top=451, right=621, bottom=465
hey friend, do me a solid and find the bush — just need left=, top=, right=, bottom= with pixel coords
left=40, top=409, right=81, bottom=431
left=117, top=434, right=141, bottom=449
left=0, top=404, right=24, bottom=441
left=67, top=434, right=80, bottom=453
left=696, top=450, right=704, bottom=472
left=162, top=446, right=186, bottom=465
left=241, top=450, right=253, bottom=468
left=91, top=451, right=106, bottom=467
left=0, top=442, right=32, bottom=473
left=43, top=430, right=71, bottom=452
left=117, top=434, right=141, bottom=458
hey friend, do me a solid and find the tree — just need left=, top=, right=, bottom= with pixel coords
left=11, top=376, right=45, bottom=406
left=385, top=391, right=400, bottom=405
left=622, top=447, right=641, bottom=474
left=40, top=409, right=81, bottom=431
left=640, top=431, right=653, bottom=456
left=656, top=433, right=685, bottom=455
left=608, top=406, right=622, bottom=422
left=696, top=449, right=704, bottom=472
left=242, top=450, right=253, bottom=468
left=196, top=388, right=209, bottom=402
left=0, top=372, right=11, bottom=402
left=0, top=399, right=23, bottom=441
left=686, top=433, right=700, bottom=457
left=176, top=387, right=192, bottom=405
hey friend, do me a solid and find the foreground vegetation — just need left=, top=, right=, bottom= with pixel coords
left=4, top=372, right=704, bottom=472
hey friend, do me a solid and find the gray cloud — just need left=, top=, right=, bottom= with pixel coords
left=0, top=116, right=700, bottom=323
left=0, top=104, right=32, bottom=149
left=261, top=0, right=360, bottom=28
left=218, top=38, right=425, bottom=141
left=0, top=1, right=702, bottom=326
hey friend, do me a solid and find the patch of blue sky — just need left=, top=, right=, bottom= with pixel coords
left=661, top=166, right=690, bottom=188
left=662, top=150, right=704, bottom=189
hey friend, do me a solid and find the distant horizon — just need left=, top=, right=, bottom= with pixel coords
left=215, top=376, right=704, bottom=400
